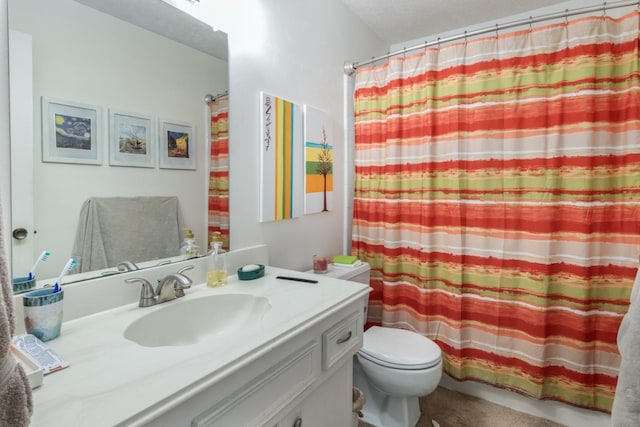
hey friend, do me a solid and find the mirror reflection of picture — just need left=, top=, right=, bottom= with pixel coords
left=118, top=124, right=147, bottom=155
left=167, top=130, right=189, bottom=158
left=42, top=97, right=102, bottom=165
left=159, top=119, right=196, bottom=170
left=55, top=114, right=91, bottom=150
left=109, top=110, right=154, bottom=168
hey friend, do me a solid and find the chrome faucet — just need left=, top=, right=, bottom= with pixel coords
left=126, top=265, right=194, bottom=307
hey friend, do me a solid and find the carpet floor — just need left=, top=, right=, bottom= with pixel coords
left=358, top=386, right=565, bottom=427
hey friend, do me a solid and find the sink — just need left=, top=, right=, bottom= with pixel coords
left=124, top=294, right=271, bottom=347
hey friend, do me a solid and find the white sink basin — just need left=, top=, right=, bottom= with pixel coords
left=124, top=294, right=271, bottom=347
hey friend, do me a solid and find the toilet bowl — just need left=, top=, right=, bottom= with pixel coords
left=309, top=262, right=442, bottom=427
left=353, top=326, right=442, bottom=427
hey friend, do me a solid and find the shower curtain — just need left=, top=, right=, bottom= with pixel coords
left=352, top=11, right=640, bottom=412
left=207, top=95, right=230, bottom=250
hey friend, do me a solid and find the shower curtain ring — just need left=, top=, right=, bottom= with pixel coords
left=495, top=23, right=499, bottom=38
left=464, top=30, right=468, bottom=43
left=529, top=16, right=533, bottom=32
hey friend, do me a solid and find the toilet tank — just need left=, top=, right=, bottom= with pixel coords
left=308, top=262, right=371, bottom=284
left=308, top=262, right=371, bottom=324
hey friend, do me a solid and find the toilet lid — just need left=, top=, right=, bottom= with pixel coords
left=360, top=326, right=441, bottom=369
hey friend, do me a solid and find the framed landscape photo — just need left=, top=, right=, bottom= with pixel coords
left=41, top=97, right=102, bottom=165
left=109, top=109, right=155, bottom=168
left=158, top=119, right=196, bottom=170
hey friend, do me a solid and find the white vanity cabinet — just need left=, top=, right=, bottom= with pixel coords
left=27, top=262, right=370, bottom=427
left=138, top=304, right=365, bottom=427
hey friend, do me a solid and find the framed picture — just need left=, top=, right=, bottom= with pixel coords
left=109, top=109, right=155, bottom=168
left=41, top=97, right=102, bottom=165
left=303, top=105, right=333, bottom=214
left=158, top=119, right=196, bottom=170
left=259, top=92, right=303, bottom=222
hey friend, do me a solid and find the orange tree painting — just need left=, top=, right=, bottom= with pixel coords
left=315, top=128, right=332, bottom=211
left=304, top=106, right=333, bottom=214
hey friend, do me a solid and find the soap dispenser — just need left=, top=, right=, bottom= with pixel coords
left=207, top=232, right=227, bottom=287
left=180, top=229, right=201, bottom=259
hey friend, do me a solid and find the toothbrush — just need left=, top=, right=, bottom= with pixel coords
left=28, top=250, right=51, bottom=280
left=53, top=258, right=77, bottom=293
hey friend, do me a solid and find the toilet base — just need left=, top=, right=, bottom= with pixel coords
left=360, top=394, right=420, bottom=427
left=354, top=358, right=421, bottom=427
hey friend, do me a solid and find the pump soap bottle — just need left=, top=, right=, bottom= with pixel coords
left=207, top=232, right=227, bottom=287
left=181, top=229, right=201, bottom=259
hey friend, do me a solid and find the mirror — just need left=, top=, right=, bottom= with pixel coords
left=9, top=0, right=229, bottom=290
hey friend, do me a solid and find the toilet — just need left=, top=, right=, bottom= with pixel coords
left=321, top=262, right=443, bottom=427
left=354, top=326, right=442, bottom=427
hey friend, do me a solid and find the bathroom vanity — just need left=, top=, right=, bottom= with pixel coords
left=19, top=249, right=370, bottom=426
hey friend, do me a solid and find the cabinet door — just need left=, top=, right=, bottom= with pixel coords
left=192, top=341, right=319, bottom=427
left=270, top=361, right=354, bottom=427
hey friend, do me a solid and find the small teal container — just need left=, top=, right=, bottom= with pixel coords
left=237, top=264, right=265, bottom=281
left=23, top=288, right=64, bottom=342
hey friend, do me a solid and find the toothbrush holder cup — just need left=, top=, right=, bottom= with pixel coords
left=12, top=276, right=36, bottom=294
left=23, top=288, right=64, bottom=342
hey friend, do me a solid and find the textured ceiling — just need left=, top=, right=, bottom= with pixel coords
left=340, top=0, right=566, bottom=45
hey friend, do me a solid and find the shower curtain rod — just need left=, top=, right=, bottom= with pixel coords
left=204, top=90, right=229, bottom=103
left=344, top=0, right=639, bottom=75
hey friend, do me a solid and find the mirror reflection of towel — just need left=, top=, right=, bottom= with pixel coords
left=71, top=197, right=183, bottom=273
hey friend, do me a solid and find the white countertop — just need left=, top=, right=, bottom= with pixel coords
left=29, top=266, right=369, bottom=426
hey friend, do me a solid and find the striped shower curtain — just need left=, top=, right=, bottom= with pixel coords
left=207, top=95, right=230, bottom=250
left=352, top=11, right=640, bottom=412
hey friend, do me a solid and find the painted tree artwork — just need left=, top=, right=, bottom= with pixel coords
left=304, top=105, right=333, bottom=214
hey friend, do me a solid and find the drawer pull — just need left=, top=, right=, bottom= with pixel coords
left=293, top=417, right=302, bottom=427
left=336, top=331, right=352, bottom=344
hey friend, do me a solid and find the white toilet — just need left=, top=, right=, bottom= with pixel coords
left=322, top=262, right=443, bottom=427
left=354, top=326, right=442, bottom=427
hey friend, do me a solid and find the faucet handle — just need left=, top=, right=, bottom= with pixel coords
left=171, top=266, right=193, bottom=298
left=177, top=265, right=194, bottom=274
left=125, top=278, right=155, bottom=307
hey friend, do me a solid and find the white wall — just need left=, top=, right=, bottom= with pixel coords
left=9, top=0, right=228, bottom=278
left=223, top=0, right=386, bottom=271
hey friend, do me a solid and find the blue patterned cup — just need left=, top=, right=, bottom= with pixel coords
left=23, top=288, right=64, bottom=341
left=12, top=276, right=36, bottom=294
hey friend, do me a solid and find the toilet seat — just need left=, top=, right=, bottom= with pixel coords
left=359, top=326, right=441, bottom=370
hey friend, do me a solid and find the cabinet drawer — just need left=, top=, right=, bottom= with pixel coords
left=322, top=311, right=362, bottom=370
left=192, top=340, right=319, bottom=427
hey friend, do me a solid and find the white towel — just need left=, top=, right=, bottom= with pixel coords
left=612, top=262, right=640, bottom=426
left=0, top=201, right=32, bottom=425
